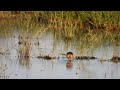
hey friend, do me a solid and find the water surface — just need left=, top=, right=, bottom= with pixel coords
left=0, top=29, right=120, bottom=79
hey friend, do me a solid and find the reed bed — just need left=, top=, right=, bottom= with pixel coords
left=1, top=11, right=120, bottom=38
left=0, top=11, right=120, bottom=59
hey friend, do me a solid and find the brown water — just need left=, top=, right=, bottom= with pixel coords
left=0, top=30, right=120, bottom=79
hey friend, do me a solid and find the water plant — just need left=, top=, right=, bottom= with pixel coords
left=1, top=11, right=120, bottom=60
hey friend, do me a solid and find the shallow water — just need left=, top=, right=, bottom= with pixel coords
left=0, top=30, right=120, bottom=79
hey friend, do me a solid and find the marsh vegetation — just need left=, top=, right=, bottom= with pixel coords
left=0, top=11, right=120, bottom=79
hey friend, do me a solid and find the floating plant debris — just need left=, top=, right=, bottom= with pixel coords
left=75, top=56, right=97, bottom=60
left=37, top=55, right=56, bottom=60
left=111, top=56, right=120, bottom=62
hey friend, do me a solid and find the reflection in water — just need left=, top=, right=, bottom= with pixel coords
left=18, top=33, right=31, bottom=60
left=19, top=59, right=31, bottom=70
left=111, top=63, right=120, bottom=79
left=66, top=60, right=73, bottom=70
